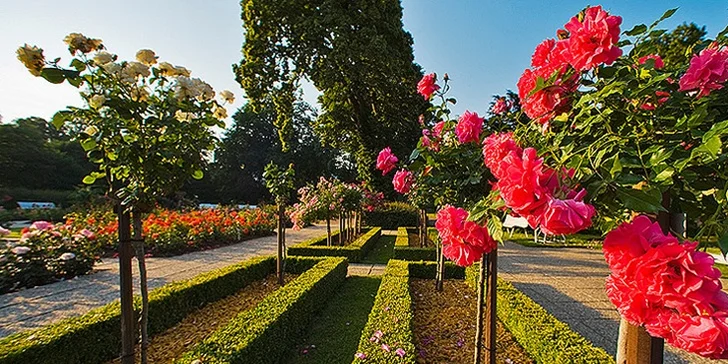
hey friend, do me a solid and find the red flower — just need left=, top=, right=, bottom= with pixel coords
left=432, top=121, right=445, bottom=139
left=392, top=169, right=414, bottom=194
left=417, top=73, right=440, bottom=100
left=454, top=110, right=484, bottom=144
left=490, top=97, right=509, bottom=115
left=482, top=132, right=522, bottom=180
left=376, top=147, right=398, bottom=175
left=666, top=313, right=728, bottom=359
left=517, top=68, right=575, bottom=126
left=538, top=191, right=596, bottom=235
left=638, top=54, right=665, bottom=69
left=531, top=38, right=570, bottom=76
left=442, top=241, right=484, bottom=267
left=497, top=148, right=550, bottom=220
left=679, top=46, right=728, bottom=98
left=562, top=5, right=622, bottom=71
left=435, top=206, right=495, bottom=267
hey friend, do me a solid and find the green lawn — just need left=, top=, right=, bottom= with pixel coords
left=361, top=235, right=395, bottom=264
left=507, top=231, right=603, bottom=249
left=285, top=276, right=381, bottom=363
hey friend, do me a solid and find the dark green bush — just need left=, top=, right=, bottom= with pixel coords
left=177, top=257, right=348, bottom=364
left=0, top=208, right=69, bottom=224
left=464, top=265, right=614, bottom=364
left=363, top=202, right=417, bottom=229
left=407, top=260, right=464, bottom=279
left=353, top=260, right=416, bottom=363
left=287, top=227, right=381, bottom=262
left=0, top=256, right=322, bottom=364
left=393, top=227, right=438, bottom=261
left=0, top=188, right=75, bottom=208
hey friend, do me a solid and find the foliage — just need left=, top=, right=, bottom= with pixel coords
left=65, top=206, right=276, bottom=257
left=0, top=222, right=100, bottom=293
left=393, top=227, right=438, bottom=261
left=176, top=257, right=348, bottom=364
left=0, top=207, right=69, bottom=224
left=17, top=34, right=230, bottom=210
left=360, top=235, right=395, bottom=264
left=287, top=227, right=381, bottom=262
left=464, top=267, right=615, bottom=364
left=291, top=177, right=376, bottom=229
left=237, top=0, right=427, bottom=181
left=363, top=202, right=418, bottom=229
left=263, top=162, right=295, bottom=205
left=0, top=255, right=321, bottom=364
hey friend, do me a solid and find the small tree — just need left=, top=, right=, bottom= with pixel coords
left=263, top=162, right=295, bottom=285
left=17, top=34, right=232, bottom=364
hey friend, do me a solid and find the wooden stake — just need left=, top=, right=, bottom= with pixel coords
left=117, top=207, right=135, bottom=364
left=474, top=253, right=487, bottom=364
left=277, top=203, right=285, bottom=285
left=131, top=212, right=149, bottom=364
left=483, top=249, right=497, bottom=364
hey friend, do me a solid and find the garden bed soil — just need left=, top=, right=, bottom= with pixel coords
left=410, top=279, right=532, bottom=364
left=407, top=230, right=437, bottom=248
left=108, top=274, right=298, bottom=364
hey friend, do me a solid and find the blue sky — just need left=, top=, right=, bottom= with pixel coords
left=1, top=1, right=726, bottom=126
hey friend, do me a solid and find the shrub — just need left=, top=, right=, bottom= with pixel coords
left=176, top=257, right=348, bottom=364
left=0, top=187, right=74, bottom=207
left=0, top=256, right=323, bottom=364
left=464, top=265, right=614, bottom=363
left=0, top=208, right=69, bottom=224
left=287, top=227, right=381, bottom=262
left=363, top=202, right=417, bottom=229
left=0, top=222, right=101, bottom=293
left=393, top=227, right=438, bottom=261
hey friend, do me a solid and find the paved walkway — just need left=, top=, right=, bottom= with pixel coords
left=499, top=241, right=724, bottom=364
left=0, top=223, right=331, bottom=338
left=347, top=263, right=386, bottom=276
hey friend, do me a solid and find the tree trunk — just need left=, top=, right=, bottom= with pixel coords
left=338, top=213, right=343, bottom=246
left=326, top=218, right=332, bottom=246
left=277, top=203, right=285, bottom=286
left=435, top=242, right=445, bottom=291
left=483, top=250, right=497, bottom=364
left=131, top=211, right=149, bottom=364
left=474, top=253, right=487, bottom=364
left=118, top=207, right=135, bottom=364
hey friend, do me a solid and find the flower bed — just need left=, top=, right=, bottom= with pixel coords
left=0, top=256, right=324, bottom=364
left=66, top=207, right=276, bottom=257
left=393, top=227, right=437, bottom=261
left=0, top=221, right=100, bottom=294
left=176, top=257, right=348, bottom=364
left=287, top=227, right=381, bottom=262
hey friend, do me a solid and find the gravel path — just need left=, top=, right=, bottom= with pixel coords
left=0, top=223, right=330, bottom=338
left=499, top=240, right=725, bottom=364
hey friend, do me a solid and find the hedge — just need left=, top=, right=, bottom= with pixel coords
left=363, top=202, right=418, bottom=229
left=177, top=257, right=348, bottom=364
left=0, top=256, right=323, bottom=364
left=393, top=227, right=438, bottom=261
left=464, top=265, right=614, bottom=364
left=353, top=260, right=417, bottom=363
left=287, top=227, right=381, bottom=262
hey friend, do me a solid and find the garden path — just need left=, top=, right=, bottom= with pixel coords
left=499, top=241, right=723, bottom=364
left=0, top=223, right=331, bottom=338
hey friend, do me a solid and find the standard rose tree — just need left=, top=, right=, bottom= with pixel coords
left=17, top=34, right=232, bottom=364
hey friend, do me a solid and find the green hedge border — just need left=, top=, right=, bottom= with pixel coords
left=464, top=264, right=614, bottom=363
left=393, top=227, right=437, bottom=261
left=177, top=257, right=348, bottom=363
left=287, top=227, right=381, bottom=262
left=0, top=256, right=324, bottom=364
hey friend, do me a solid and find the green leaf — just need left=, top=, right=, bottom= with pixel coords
left=192, top=169, right=204, bottom=180
left=40, top=68, right=66, bottom=84
left=624, top=24, right=647, bottom=36
left=718, top=24, right=728, bottom=41
left=610, top=155, right=622, bottom=177
left=70, top=58, right=86, bottom=72
left=703, top=119, right=728, bottom=142
left=691, top=135, right=721, bottom=161
left=487, top=214, right=504, bottom=243
left=718, top=233, right=728, bottom=258
left=51, top=111, right=69, bottom=130
left=615, top=187, right=666, bottom=213
left=80, top=138, right=97, bottom=151
left=654, top=167, right=675, bottom=183
left=82, top=175, right=96, bottom=184
left=650, top=8, right=678, bottom=29
left=409, top=148, right=420, bottom=162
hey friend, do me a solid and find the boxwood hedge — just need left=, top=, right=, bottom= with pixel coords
left=0, top=256, right=323, bottom=364
left=287, top=227, right=381, bottom=262
left=392, top=227, right=438, bottom=261
left=177, top=257, right=348, bottom=364
left=363, top=202, right=418, bottom=229
left=464, top=264, right=614, bottom=363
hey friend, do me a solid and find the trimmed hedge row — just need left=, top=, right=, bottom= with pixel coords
left=177, top=257, right=348, bottom=364
left=363, top=202, right=418, bottom=229
left=464, top=265, right=614, bottom=364
left=287, top=227, right=381, bottom=262
left=393, top=227, right=438, bottom=261
left=0, top=256, right=323, bottom=364
left=353, top=260, right=417, bottom=363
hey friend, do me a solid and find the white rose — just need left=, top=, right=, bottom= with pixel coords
left=219, top=90, right=235, bottom=104
left=12, top=246, right=31, bottom=255
left=89, top=95, right=106, bottom=109
left=135, top=49, right=157, bottom=66
left=93, top=51, right=114, bottom=66
left=175, top=110, right=193, bottom=122
left=60, top=252, right=76, bottom=261
left=102, top=62, right=122, bottom=75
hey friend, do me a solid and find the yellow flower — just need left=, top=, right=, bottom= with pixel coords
left=213, top=105, right=228, bottom=120
left=135, top=49, right=157, bottom=66
left=102, top=62, right=122, bottom=75
left=63, top=33, right=103, bottom=54
left=120, top=61, right=150, bottom=83
left=158, top=62, right=191, bottom=77
left=219, top=90, right=235, bottom=104
left=16, top=44, right=45, bottom=76
left=93, top=51, right=114, bottom=66
left=89, top=94, right=106, bottom=109
left=175, top=110, right=193, bottom=122
left=195, top=80, right=215, bottom=102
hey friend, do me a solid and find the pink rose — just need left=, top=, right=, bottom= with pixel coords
left=454, top=110, right=483, bottom=144
left=538, top=192, right=596, bottom=235
left=497, top=148, right=550, bottom=219
left=375, top=147, right=398, bottom=175
left=531, top=38, right=570, bottom=75
left=432, top=121, right=445, bottom=139
left=638, top=54, right=665, bottom=69
left=482, top=132, right=522, bottom=179
left=30, top=221, right=54, bottom=231
left=436, top=206, right=495, bottom=267
left=392, top=169, right=414, bottom=194
left=563, top=6, right=623, bottom=71
left=517, top=67, right=575, bottom=126
left=490, top=97, right=508, bottom=115
left=417, top=73, right=440, bottom=100
left=679, top=46, right=728, bottom=98
left=602, top=215, right=676, bottom=271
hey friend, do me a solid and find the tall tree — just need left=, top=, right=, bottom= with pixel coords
left=237, top=0, right=426, bottom=181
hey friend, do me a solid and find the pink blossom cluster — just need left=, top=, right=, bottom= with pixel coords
left=375, top=147, right=415, bottom=196
left=435, top=205, right=496, bottom=267
left=417, top=73, right=440, bottom=100
left=603, top=216, right=728, bottom=359
left=679, top=45, right=728, bottom=98
left=482, top=132, right=595, bottom=235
